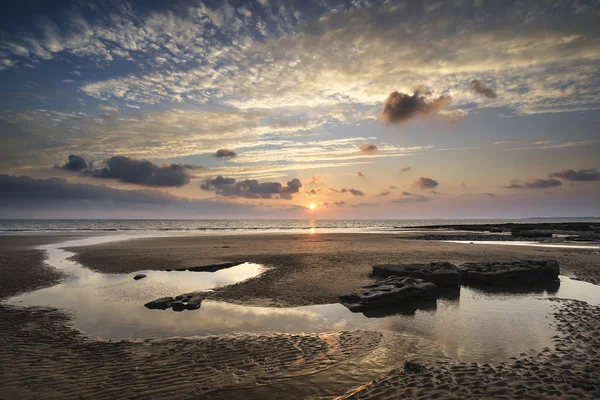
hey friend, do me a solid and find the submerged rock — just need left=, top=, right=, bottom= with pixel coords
left=144, top=297, right=174, bottom=310
left=340, top=276, right=438, bottom=312
left=458, top=260, right=560, bottom=286
left=133, top=273, right=147, bottom=280
left=372, top=262, right=460, bottom=288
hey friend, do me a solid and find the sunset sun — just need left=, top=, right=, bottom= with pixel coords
left=309, top=203, right=316, bottom=210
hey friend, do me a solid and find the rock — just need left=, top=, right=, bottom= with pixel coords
left=133, top=273, right=147, bottom=280
left=458, top=260, right=560, bottom=286
left=186, top=261, right=242, bottom=272
left=144, top=297, right=174, bottom=310
left=171, top=300, right=186, bottom=312
left=340, top=276, right=438, bottom=312
left=404, top=361, right=426, bottom=373
left=185, top=297, right=202, bottom=310
left=372, top=262, right=460, bottom=288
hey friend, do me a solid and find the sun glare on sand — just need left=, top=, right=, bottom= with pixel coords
left=309, top=203, right=316, bottom=210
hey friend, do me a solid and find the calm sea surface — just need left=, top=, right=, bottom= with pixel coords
left=0, top=218, right=597, bottom=234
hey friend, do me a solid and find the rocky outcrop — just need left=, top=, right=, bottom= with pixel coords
left=133, top=273, right=147, bottom=280
left=168, top=261, right=243, bottom=272
left=340, top=277, right=438, bottom=312
left=144, top=295, right=203, bottom=311
left=372, top=262, right=460, bottom=288
left=458, top=260, right=560, bottom=286
left=144, top=297, right=174, bottom=310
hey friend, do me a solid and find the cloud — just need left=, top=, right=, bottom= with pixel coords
left=201, top=176, right=302, bottom=200
left=377, top=191, right=390, bottom=197
left=471, top=80, right=498, bottom=99
left=358, top=143, right=378, bottom=153
left=380, top=90, right=451, bottom=124
left=0, top=174, right=182, bottom=205
left=330, top=188, right=364, bottom=196
left=401, top=167, right=411, bottom=173
left=59, top=154, right=88, bottom=171
left=334, top=201, right=346, bottom=206
left=504, top=179, right=562, bottom=189
left=482, top=192, right=496, bottom=197
left=412, top=177, right=439, bottom=189
left=86, top=156, right=195, bottom=187
left=215, top=149, right=237, bottom=158
left=549, top=168, right=600, bottom=181
left=357, top=171, right=366, bottom=179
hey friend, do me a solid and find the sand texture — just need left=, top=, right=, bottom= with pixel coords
left=1, top=233, right=599, bottom=399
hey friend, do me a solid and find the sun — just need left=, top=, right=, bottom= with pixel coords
left=309, top=203, right=316, bottom=210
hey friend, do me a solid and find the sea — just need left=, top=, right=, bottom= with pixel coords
left=0, top=218, right=597, bottom=234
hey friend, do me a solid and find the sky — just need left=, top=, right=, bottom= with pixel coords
left=0, top=0, right=599, bottom=219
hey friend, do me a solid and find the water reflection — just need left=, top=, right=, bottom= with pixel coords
left=4, top=235, right=600, bottom=364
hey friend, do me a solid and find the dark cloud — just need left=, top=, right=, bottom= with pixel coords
left=201, top=175, right=302, bottom=199
left=412, top=177, right=439, bottom=189
left=401, top=167, right=411, bottom=173
left=359, top=143, right=378, bottom=153
left=504, top=179, right=562, bottom=189
left=377, top=191, right=390, bottom=196
left=60, top=154, right=88, bottom=171
left=482, top=192, right=496, bottom=197
left=381, top=89, right=451, bottom=124
left=215, top=149, right=237, bottom=158
left=0, top=174, right=181, bottom=205
left=330, top=188, right=364, bottom=196
left=0, top=174, right=309, bottom=218
left=389, top=185, right=397, bottom=190
left=357, top=171, right=366, bottom=178
left=471, top=80, right=498, bottom=99
left=549, top=168, right=600, bottom=181
left=334, top=201, right=346, bottom=206
left=86, top=156, right=194, bottom=187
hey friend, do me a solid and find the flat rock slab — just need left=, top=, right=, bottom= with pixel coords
left=133, top=273, right=147, bottom=280
left=340, top=276, right=438, bottom=312
left=144, top=295, right=203, bottom=311
left=169, top=261, right=243, bottom=272
left=458, top=260, right=560, bottom=286
left=372, top=262, right=460, bottom=288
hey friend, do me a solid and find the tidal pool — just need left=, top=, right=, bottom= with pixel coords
left=6, top=235, right=600, bottom=363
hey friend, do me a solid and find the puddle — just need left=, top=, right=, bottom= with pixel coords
left=5, top=235, right=600, bottom=363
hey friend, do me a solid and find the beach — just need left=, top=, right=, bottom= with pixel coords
left=1, top=231, right=600, bottom=398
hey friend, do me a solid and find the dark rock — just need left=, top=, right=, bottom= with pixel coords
left=340, top=276, right=438, bottom=312
left=133, top=273, right=146, bottom=280
left=185, top=297, right=203, bottom=310
left=372, top=262, right=460, bottom=288
left=171, top=300, right=186, bottom=312
left=144, top=297, right=174, bottom=310
left=458, top=260, right=560, bottom=286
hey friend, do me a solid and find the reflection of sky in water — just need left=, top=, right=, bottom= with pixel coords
left=5, top=235, right=600, bottom=363
left=445, top=240, right=600, bottom=250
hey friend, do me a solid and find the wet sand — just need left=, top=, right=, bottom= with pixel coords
left=68, top=233, right=600, bottom=305
left=1, top=233, right=599, bottom=399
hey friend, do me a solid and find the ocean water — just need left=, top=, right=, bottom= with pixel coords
left=0, top=218, right=597, bottom=234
